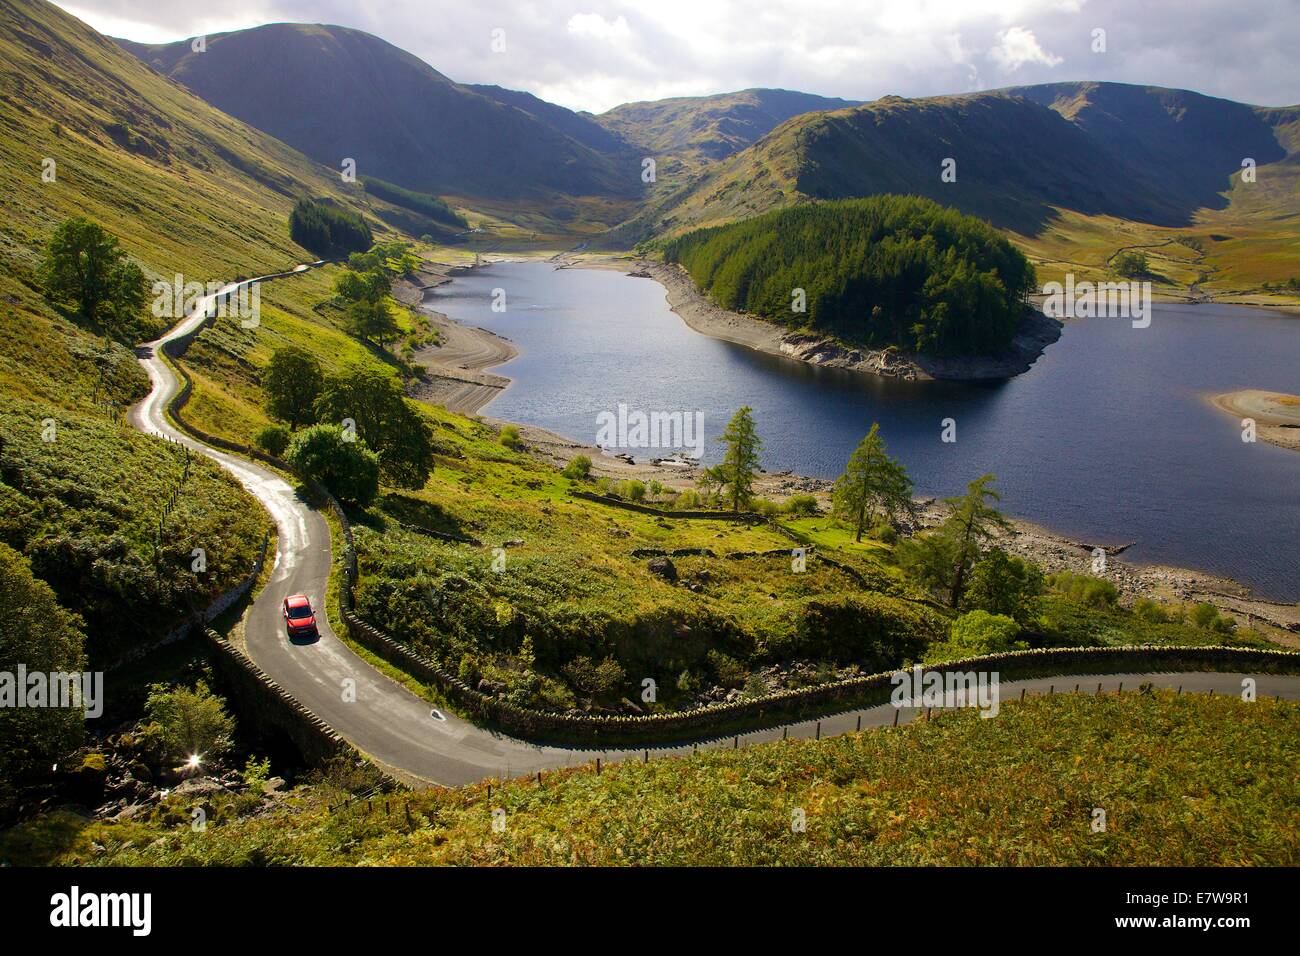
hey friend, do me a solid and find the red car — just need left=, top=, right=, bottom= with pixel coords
left=282, top=594, right=318, bottom=637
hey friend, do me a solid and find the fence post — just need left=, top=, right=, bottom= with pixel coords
left=815, top=721, right=821, bottom=740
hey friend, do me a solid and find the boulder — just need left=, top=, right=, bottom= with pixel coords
left=647, top=556, right=678, bottom=582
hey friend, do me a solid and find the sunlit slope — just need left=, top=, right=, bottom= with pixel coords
left=8, top=692, right=1297, bottom=865
left=0, top=0, right=409, bottom=654
left=596, top=88, right=860, bottom=169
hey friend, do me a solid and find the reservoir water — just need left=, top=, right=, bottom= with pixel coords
left=429, top=261, right=1300, bottom=600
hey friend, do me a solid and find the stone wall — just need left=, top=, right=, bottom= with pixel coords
left=569, top=490, right=762, bottom=521
left=202, top=628, right=389, bottom=775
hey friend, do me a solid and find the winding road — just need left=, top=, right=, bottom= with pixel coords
left=131, top=269, right=1300, bottom=788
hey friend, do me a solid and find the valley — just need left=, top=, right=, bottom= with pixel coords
left=0, top=0, right=1296, bottom=880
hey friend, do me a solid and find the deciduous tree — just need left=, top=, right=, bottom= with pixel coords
left=284, top=423, right=381, bottom=505
left=39, top=218, right=148, bottom=343
left=262, top=346, right=323, bottom=429
left=314, top=364, right=434, bottom=488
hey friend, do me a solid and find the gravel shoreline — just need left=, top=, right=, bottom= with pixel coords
left=397, top=263, right=518, bottom=415
left=1208, top=389, right=1300, bottom=452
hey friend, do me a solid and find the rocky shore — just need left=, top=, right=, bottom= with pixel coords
left=396, top=263, right=518, bottom=415
left=630, top=258, right=1063, bottom=382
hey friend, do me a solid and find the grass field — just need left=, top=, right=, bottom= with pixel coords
left=5, top=690, right=1294, bottom=866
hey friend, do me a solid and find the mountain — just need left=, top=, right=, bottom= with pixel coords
left=594, top=88, right=860, bottom=166
left=118, top=24, right=643, bottom=207
left=1002, top=82, right=1299, bottom=215
left=633, top=83, right=1300, bottom=244
left=466, top=83, right=631, bottom=156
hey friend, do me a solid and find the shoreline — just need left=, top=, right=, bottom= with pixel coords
left=398, top=263, right=518, bottom=415
left=1208, top=389, right=1300, bottom=452
left=407, top=253, right=1299, bottom=635
left=586, top=257, right=1063, bottom=382
left=502, top=415, right=1299, bottom=635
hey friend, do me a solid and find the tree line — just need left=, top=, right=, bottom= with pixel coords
left=361, top=177, right=468, bottom=230
left=289, top=198, right=373, bottom=258
left=661, top=195, right=1037, bottom=357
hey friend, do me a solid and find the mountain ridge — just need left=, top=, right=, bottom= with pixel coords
left=622, top=81, right=1300, bottom=295
left=115, top=23, right=644, bottom=207
left=593, top=87, right=862, bottom=166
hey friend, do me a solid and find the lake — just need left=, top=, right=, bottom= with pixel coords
left=428, top=261, right=1300, bottom=600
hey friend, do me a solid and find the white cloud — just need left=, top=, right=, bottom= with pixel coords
left=50, top=0, right=1300, bottom=112
left=59, top=2, right=262, bottom=42
left=567, top=13, right=631, bottom=43
left=989, top=26, right=1063, bottom=72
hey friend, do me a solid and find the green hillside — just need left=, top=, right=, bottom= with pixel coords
left=0, top=0, right=413, bottom=657
left=8, top=691, right=1296, bottom=865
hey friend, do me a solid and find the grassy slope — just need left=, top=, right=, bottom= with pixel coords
left=0, top=0, right=414, bottom=654
left=0, top=394, right=267, bottom=664
left=633, top=85, right=1300, bottom=303
left=7, top=691, right=1295, bottom=865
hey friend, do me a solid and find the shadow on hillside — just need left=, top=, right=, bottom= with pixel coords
left=357, top=492, right=476, bottom=543
left=800, top=89, right=1293, bottom=237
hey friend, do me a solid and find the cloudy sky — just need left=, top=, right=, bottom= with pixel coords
left=57, top=0, right=1300, bottom=114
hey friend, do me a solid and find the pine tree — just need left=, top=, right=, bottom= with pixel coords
left=832, top=423, right=914, bottom=541
left=897, top=474, right=1012, bottom=607
left=707, top=406, right=763, bottom=512
left=934, top=474, right=1012, bottom=607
